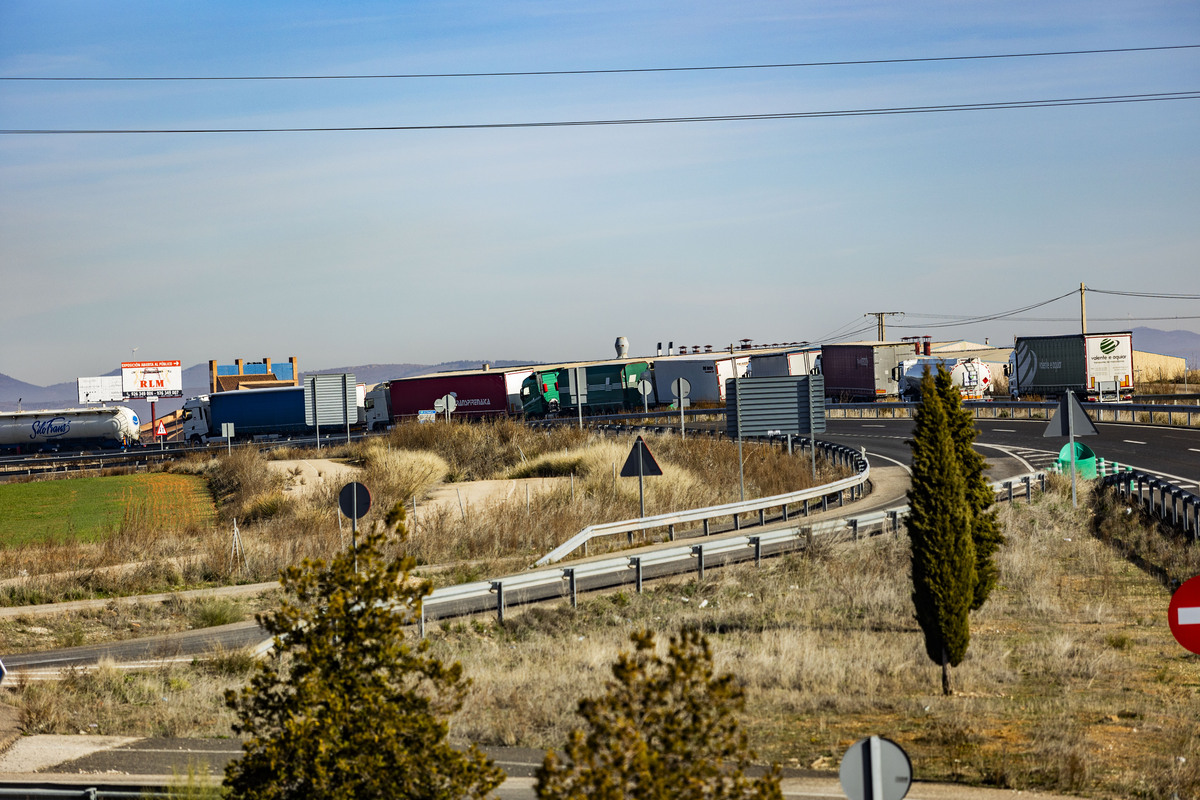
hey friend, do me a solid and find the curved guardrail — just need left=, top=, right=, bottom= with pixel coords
left=1099, top=468, right=1199, bottom=539
left=416, top=471, right=1047, bottom=632
left=534, top=439, right=869, bottom=566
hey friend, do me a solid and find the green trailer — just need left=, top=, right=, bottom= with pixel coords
left=521, top=361, right=653, bottom=417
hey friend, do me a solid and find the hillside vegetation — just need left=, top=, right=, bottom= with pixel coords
left=0, top=420, right=836, bottom=605
left=4, top=466, right=1198, bottom=798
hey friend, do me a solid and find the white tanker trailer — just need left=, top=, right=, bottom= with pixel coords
left=897, top=357, right=994, bottom=401
left=0, top=406, right=141, bottom=453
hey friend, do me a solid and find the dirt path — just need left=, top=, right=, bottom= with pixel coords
left=416, top=477, right=566, bottom=517
left=267, top=458, right=362, bottom=496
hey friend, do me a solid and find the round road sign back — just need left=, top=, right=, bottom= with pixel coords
left=671, top=377, right=691, bottom=399
left=338, top=482, right=371, bottom=520
left=1169, top=574, right=1200, bottom=655
left=839, top=735, right=912, bottom=800
left=637, top=379, right=654, bottom=397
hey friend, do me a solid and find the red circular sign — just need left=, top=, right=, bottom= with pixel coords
left=1168, top=574, right=1200, bottom=655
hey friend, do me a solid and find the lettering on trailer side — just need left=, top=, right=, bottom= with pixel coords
left=30, top=418, right=70, bottom=439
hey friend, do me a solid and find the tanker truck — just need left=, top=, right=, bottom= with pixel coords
left=897, top=357, right=995, bottom=401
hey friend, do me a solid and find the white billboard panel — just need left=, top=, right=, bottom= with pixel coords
left=77, top=376, right=124, bottom=404
left=121, top=360, right=183, bottom=399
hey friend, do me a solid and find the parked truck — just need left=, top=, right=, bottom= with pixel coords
left=521, top=360, right=654, bottom=416
left=819, top=342, right=911, bottom=401
left=375, top=369, right=532, bottom=426
left=897, top=357, right=995, bottom=401
left=183, top=385, right=363, bottom=443
left=1008, top=332, right=1134, bottom=402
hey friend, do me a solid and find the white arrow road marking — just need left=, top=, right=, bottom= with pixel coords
left=1180, top=607, right=1200, bottom=625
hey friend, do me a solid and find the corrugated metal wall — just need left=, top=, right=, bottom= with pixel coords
left=724, top=375, right=825, bottom=437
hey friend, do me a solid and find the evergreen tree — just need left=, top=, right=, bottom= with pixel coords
left=223, top=513, right=505, bottom=800
left=535, top=628, right=782, bottom=800
left=936, top=368, right=1004, bottom=609
left=907, top=368, right=976, bottom=695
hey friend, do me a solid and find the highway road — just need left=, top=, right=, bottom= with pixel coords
left=0, top=737, right=1083, bottom=799
left=822, top=417, right=1200, bottom=490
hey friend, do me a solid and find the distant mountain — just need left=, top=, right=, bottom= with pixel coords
left=1133, top=327, right=1200, bottom=362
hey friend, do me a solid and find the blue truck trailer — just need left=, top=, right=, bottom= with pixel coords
left=181, top=386, right=309, bottom=444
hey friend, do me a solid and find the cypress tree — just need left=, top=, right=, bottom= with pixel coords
left=936, top=367, right=1004, bottom=610
left=907, top=367, right=976, bottom=695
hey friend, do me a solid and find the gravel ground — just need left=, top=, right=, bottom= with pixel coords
left=0, top=734, right=140, bottom=773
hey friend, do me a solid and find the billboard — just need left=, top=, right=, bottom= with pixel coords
left=121, top=360, right=183, bottom=399
left=77, top=376, right=124, bottom=404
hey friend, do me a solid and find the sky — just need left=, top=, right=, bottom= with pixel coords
left=2, top=1, right=1198, bottom=386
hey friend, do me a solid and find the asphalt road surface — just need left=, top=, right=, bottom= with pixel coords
left=0, top=736, right=1083, bottom=799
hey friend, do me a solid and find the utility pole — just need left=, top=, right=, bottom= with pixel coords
left=865, top=311, right=903, bottom=341
left=1080, top=283, right=1087, bottom=334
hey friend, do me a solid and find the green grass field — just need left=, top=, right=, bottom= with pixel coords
left=0, top=473, right=216, bottom=548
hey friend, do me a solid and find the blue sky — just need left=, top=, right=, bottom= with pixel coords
left=2, top=1, right=1198, bottom=385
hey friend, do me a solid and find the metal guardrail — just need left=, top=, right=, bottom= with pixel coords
left=535, top=439, right=869, bottom=566
left=823, top=400, right=1200, bottom=426
left=416, top=471, right=1047, bottom=632
left=0, top=786, right=175, bottom=798
left=1099, top=467, right=1200, bottom=539
left=540, top=399, right=1200, bottom=427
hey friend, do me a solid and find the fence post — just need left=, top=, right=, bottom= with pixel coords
left=491, top=581, right=505, bottom=624
left=564, top=568, right=578, bottom=608
left=692, top=544, right=705, bottom=580
left=851, top=519, right=859, bottom=541
left=631, top=557, right=643, bottom=593
left=751, top=535, right=762, bottom=566
left=703, top=518, right=711, bottom=536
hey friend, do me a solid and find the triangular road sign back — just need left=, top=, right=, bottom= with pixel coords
left=620, top=436, right=663, bottom=477
left=1043, top=391, right=1100, bottom=438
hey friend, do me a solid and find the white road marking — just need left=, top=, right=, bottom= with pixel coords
left=861, top=424, right=886, bottom=428
left=863, top=451, right=912, bottom=475
left=1124, top=440, right=1146, bottom=445
left=1180, top=607, right=1200, bottom=626
left=1189, top=448, right=1200, bottom=454
left=993, top=429, right=1016, bottom=432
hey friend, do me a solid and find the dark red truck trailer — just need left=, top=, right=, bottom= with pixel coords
left=386, top=369, right=532, bottom=420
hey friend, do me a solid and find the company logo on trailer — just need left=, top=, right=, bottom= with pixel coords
left=1100, top=338, right=1119, bottom=355
left=30, top=418, right=70, bottom=439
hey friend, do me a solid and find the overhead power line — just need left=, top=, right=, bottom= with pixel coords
left=891, top=290, right=1080, bottom=330
left=3, top=44, right=1196, bottom=81
left=1087, top=288, right=1200, bottom=299
left=4, top=91, right=1197, bottom=135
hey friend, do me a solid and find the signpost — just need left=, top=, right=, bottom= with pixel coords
left=434, top=394, right=457, bottom=423
left=1043, top=390, right=1099, bottom=507
left=637, top=378, right=654, bottom=414
left=1169, top=574, right=1200, bottom=655
left=221, top=422, right=234, bottom=455
left=620, top=436, right=663, bottom=520
left=839, top=735, right=912, bottom=800
left=671, top=378, right=690, bottom=439
left=568, top=368, right=588, bottom=429
left=338, top=482, right=371, bottom=574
